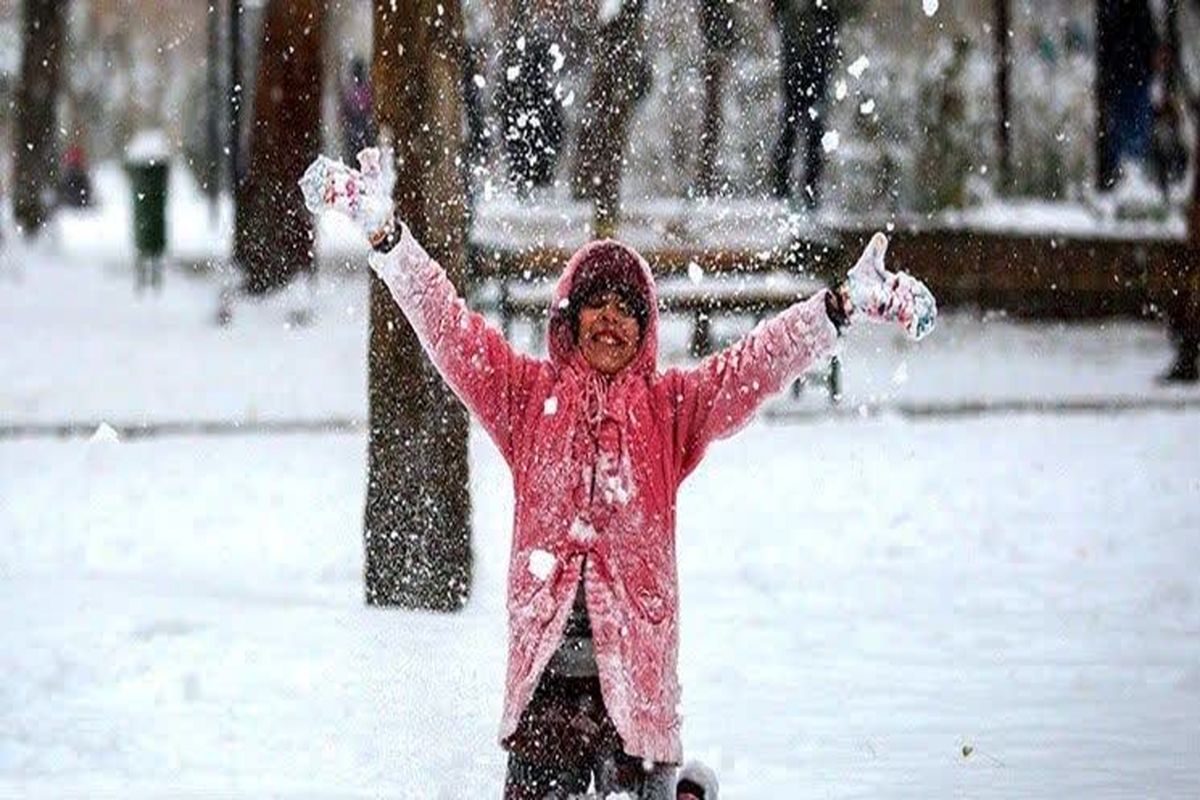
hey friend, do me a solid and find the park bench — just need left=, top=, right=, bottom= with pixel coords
left=467, top=197, right=843, bottom=401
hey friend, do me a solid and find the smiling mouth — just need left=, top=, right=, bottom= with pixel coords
left=592, top=330, right=627, bottom=347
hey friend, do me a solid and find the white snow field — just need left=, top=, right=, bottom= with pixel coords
left=2, top=216, right=1199, bottom=797
left=2, top=415, right=1199, bottom=798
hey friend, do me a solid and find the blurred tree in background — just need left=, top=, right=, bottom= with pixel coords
left=233, top=0, right=324, bottom=295
left=570, top=0, right=651, bottom=236
left=696, top=0, right=736, bottom=196
left=13, top=0, right=67, bottom=235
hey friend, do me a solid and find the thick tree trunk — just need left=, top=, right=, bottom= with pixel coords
left=1185, top=103, right=1200, bottom=359
left=233, top=0, right=323, bottom=295
left=365, top=0, right=473, bottom=610
left=13, top=0, right=67, bottom=235
left=1159, top=0, right=1200, bottom=377
left=570, top=0, right=651, bottom=237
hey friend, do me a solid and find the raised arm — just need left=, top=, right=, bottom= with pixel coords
left=667, top=291, right=838, bottom=478
left=300, top=148, right=538, bottom=462
left=668, top=233, right=937, bottom=478
left=368, top=228, right=539, bottom=461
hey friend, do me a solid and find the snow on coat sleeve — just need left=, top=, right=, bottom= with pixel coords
left=368, top=226, right=537, bottom=464
left=669, top=291, right=838, bottom=478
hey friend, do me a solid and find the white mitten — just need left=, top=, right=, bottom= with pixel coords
left=843, top=232, right=937, bottom=341
left=299, top=147, right=397, bottom=246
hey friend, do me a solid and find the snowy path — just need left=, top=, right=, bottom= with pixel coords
left=3, top=414, right=1198, bottom=798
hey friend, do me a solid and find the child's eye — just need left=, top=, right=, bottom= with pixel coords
left=585, top=293, right=631, bottom=315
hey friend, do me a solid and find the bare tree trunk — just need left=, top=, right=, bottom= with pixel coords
left=696, top=0, right=735, bottom=197
left=994, top=0, right=1012, bottom=195
left=13, top=0, right=67, bottom=235
left=570, top=0, right=651, bottom=237
left=1185, top=99, right=1200, bottom=365
left=233, top=0, right=324, bottom=295
left=1158, top=0, right=1200, bottom=379
left=365, top=0, right=473, bottom=610
left=229, top=0, right=244, bottom=191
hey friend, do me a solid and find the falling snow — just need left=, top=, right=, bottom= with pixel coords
left=3, top=2, right=1195, bottom=795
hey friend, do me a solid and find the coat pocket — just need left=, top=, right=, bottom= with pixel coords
left=622, top=554, right=672, bottom=626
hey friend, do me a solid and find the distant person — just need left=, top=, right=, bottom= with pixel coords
left=770, top=0, right=842, bottom=209
left=340, top=58, right=377, bottom=164
left=1160, top=281, right=1199, bottom=384
left=1149, top=43, right=1188, bottom=201
left=1097, top=0, right=1158, bottom=188
left=58, top=144, right=93, bottom=208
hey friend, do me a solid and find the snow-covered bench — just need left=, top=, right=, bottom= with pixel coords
left=466, top=195, right=842, bottom=401
left=471, top=268, right=840, bottom=402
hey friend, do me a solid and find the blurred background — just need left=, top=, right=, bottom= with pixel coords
left=1, top=1, right=1198, bottom=797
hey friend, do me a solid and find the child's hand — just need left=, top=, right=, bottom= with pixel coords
left=299, top=147, right=398, bottom=248
left=842, top=232, right=937, bottom=341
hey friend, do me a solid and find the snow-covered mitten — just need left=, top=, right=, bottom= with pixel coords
left=298, top=147, right=397, bottom=247
left=841, top=232, right=937, bottom=341
left=677, top=760, right=719, bottom=800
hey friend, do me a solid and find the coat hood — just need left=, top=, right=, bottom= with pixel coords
left=547, top=239, right=659, bottom=374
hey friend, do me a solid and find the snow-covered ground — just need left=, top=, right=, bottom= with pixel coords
left=2, top=197, right=1199, bottom=797
left=3, top=415, right=1199, bottom=798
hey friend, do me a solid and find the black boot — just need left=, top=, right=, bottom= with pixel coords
left=1159, top=354, right=1199, bottom=384
left=1161, top=340, right=1200, bottom=383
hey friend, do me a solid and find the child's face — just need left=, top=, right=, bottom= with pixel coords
left=577, top=291, right=641, bottom=375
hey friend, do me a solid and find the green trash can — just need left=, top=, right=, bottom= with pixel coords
left=128, top=162, right=168, bottom=258
left=125, top=131, right=171, bottom=291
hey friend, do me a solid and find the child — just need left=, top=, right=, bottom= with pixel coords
left=301, top=149, right=935, bottom=799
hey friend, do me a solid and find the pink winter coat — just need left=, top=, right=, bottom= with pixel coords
left=370, top=230, right=838, bottom=764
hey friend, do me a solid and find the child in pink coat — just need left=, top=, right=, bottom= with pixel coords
left=302, top=149, right=935, bottom=800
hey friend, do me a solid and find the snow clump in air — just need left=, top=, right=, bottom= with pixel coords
left=847, top=56, right=870, bottom=80
left=599, top=0, right=623, bottom=24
